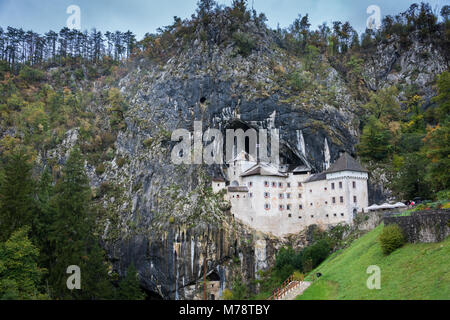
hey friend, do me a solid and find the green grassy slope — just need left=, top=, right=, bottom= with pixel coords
left=297, top=224, right=450, bottom=300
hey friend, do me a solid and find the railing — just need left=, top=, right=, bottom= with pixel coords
left=267, top=275, right=303, bottom=300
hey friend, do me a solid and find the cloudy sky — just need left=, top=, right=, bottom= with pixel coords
left=0, top=0, right=447, bottom=39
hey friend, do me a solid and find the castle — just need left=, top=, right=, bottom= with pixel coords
left=212, top=151, right=369, bottom=237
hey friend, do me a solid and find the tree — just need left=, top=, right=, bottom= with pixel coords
left=0, top=227, right=46, bottom=299
left=230, top=275, right=248, bottom=300
left=32, top=168, right=56, bottom=270
left=116, top=263, right=145, bottom=300
left=423, top=120, right=450, bottom=194
left=362, top=86, right=402, bottom=123
left=48, top=147, right=113, bottom=299
left=0, top=148, right=35, bottom=242
left=357, top=116, right=393, bottom=162
left=432, top=71, right=450, bottom=120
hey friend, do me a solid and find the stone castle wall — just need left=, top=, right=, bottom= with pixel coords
left=383, top=209, right=450, bottom=243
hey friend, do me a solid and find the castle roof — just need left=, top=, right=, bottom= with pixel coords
left=228, top=186, right=249, bottom=193
left=240, top=163, right=287, bottom=178
left=212, top=176, right=226, bottom=182
left=326, top=152, right=368, bottom=174
left=304, top=172, right=326, bottom=183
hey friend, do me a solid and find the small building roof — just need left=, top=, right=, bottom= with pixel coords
left=212, top=177, right=226, bottom=182
left=304, top=172, right=327, bottom=183
left=326, top=152, right=368, bottom=174
left=240, top=163, right=287, bottom=178
left=292, top=165, right=312, bottom=173
left=228, top=186, right=249, bottom=193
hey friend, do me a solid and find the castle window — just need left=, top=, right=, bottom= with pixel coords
left=272, top=182, right=277, bottom=188
left=326, top=214, right=329, bottom=218
left=332, top=197, right=336, bottom=204
left=353, top=181, right=356, bottom=189
left=340, top=196, right=344, bottom=203
left=264, top=181, right=269, bottom=187
left=288, top=214, right=292, bottom=218
left=341, top=213, right=344, bottom=217
left=249, top=182, right=253, bottom=187
left=311, top=215, right=314, bottom=218
left=279, top=205, right=284, bottom=211
left=325, top=201, right=328, bottom=205
left=286, top=193, right=291, bottom=199
left=217, top=184, right=220, bottom=187
left=353, top=196, right=357, bottom=203
left=287, top=204, right=291, bottom=211
left=310, top=189, right=312, bottom=193
left=331, top=183, right=335, bottom=190
left=278, top=182, right=283, bottom=188
left=298, top=182, right=302, bottom=187
left=334, top=213, right=337, bottom=217
left=264, top=203, right=270, bottom=210
left=299, top=205, right=303, bottom=210
left=264, top=192, right=270, bottom=198
left=298, top=193, right=302, bottom=199
left=236, top=195, right=240, bottom=199
left=249, top=193, right=253, bottom=198
left=298, top=216, right=302, bottom=219
left=279, top=193, right=284, bottom=199
left=287, top=183, right=291, bottom=188
left=339, top=182, right=343, bottom=189
left=324, top=187, right=327, bottom=191
left=310, top=203, right=313, bottom=206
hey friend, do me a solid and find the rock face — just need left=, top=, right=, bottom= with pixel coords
left=77, top=27, right=447, bottom=299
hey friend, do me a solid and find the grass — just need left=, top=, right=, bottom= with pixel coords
left=296, top=224, right=450, bottom=300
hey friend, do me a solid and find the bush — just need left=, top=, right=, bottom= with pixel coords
left=18, top=65, right=46, bottom=82
left=379, top=224, right=405, bottom=255
left=117, top=157, right=127, bottom=168
left=222, top=288, right=233, bottom=300
left=95, top=163, right=106, bottom=175
left=232, top=32, right=256, bottom=57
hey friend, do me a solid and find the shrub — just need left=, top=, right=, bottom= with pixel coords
left=222, top=289, right=233, bottom=300
left=379, top=224, right=405, bottom=255
left=18, top=65, right=46, bottom=82
left=232, top=32, right=256, bottom=57
left=117, top=157, right=127, bottom=168
left=95, top=163, right=106, bottom=176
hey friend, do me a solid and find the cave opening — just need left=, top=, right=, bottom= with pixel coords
left=206, top=271, right=221, bottom=281
left=142, top=287, right=164, bottom=301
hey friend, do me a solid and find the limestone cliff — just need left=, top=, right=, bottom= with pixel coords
left=40, top=16, right=447, bottom=300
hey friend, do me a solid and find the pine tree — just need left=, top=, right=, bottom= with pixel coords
left=116, top=263, right=145, bottom=300
left=0, top=227, right=47, bottom=300
left=32, top=168, right=55, bottom=270
left=48, top=147, right=113, bottom=299
left=0, top=148, right=35, bottom=242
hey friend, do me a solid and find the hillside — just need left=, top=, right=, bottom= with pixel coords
left=296, top=224, right=450, bottom=300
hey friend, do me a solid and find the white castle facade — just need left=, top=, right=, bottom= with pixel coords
left=212, top=151, right=369, bottom=237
